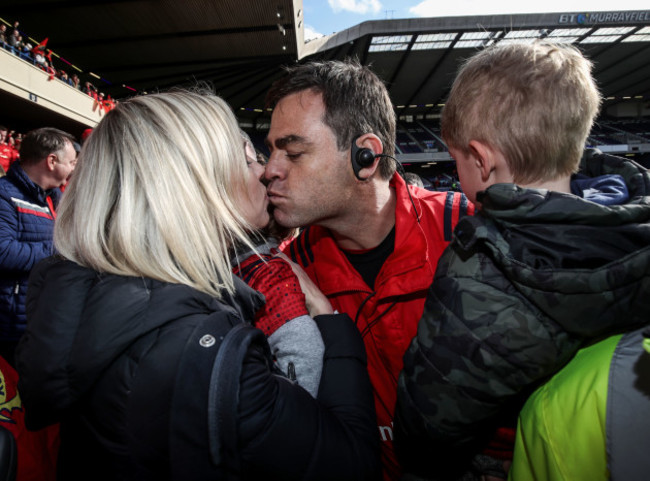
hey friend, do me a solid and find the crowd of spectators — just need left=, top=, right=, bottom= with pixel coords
left=0, top=125, right=21, bottom=175
left=426, top=171, right=461, bottom=191
left=1, top=19, right=117, bottom=112
left=403, top=164, right=462, bottom=192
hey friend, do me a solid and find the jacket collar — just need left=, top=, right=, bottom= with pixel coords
left=307, top=174, right=432, bottom=298
left=454, top=153, right=650, bottom=338
left=475, top=150, right=650, bottom=229
left=223, top=275, right=266, bottom=323
left=7, top=162, right=60, bottom=205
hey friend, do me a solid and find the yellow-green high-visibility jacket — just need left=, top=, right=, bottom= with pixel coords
left=510, top=327, right=650, bottom=481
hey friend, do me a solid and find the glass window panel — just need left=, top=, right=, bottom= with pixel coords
left=622, top=34, right=650, bottom=42
left=593, top=27, right=634, bottom=35
left=412, top=41, right=452, bottom=50
left=371, top=35, right=412, bottom=44
left=369, top=43, right=409, bottom=52
left=417, top=33, right=457, bottom=42
left=581, top=35, right=621, bottom=43
left=504, top=30, right=542, bottom=38
left=498, top=37, right=536, bottom=45
left=548, top=28, right=591, bottom=36
left=454, top=39, right=487, bottom=48
left=460, top=31, right=492, bottom=40
left=546, top=36, right=578, bottom=44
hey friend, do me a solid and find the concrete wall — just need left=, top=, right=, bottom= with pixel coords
left=606, top=101, right=650, bottom=118
left=0, top=48, right=104, bottom=127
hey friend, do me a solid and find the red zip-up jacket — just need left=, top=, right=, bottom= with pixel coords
left=284, top=174, right=473, bottom=480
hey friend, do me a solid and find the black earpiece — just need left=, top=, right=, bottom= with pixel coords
left=350, top=137, right=421, bottom=224
left=351, top=135, right=376, bottom=180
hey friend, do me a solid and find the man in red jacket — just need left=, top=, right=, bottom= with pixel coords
left=264, top=60, right=473, bottom=480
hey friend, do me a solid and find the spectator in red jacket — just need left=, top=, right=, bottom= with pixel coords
left=0, top=126, right=18, bottom=174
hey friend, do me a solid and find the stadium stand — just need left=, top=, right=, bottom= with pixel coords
left=1, top=5, right=649, bottom=171
left=406, top=123, right=446, bottom=152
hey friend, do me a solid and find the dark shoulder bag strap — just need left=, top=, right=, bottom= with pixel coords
left=170, top=313, right=270, bottom=481
left=208, top=323, right=270, bottom=470
left=168, top=313, right=241, bottom=480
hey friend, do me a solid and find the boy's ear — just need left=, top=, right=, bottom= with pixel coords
left=468, top=140, right=496, bottom=182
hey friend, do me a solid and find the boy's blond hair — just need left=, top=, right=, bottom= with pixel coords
left=442, top=42, right=601, bottom=184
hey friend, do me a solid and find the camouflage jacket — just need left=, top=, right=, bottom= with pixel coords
left=394, top=151, right=650, bottom=480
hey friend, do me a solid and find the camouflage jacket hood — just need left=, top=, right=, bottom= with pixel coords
left=395, top=151, right=650, bottom=480
left=459, top=151, right=650, bottom=336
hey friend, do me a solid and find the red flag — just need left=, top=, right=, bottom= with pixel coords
left=32, top=37, right=49, bottom=56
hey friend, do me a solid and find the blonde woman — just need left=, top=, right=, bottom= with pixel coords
left=16, top=90, right=380, bottom=480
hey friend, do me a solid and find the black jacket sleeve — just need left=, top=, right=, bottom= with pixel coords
left=238, top=313, right=381, bottom=481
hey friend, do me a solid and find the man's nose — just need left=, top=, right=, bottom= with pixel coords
left=264, top=152, right=285, bottom=182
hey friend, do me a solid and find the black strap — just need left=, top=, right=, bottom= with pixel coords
left=169, top=313, right=246, bottom=481
left=208, top=322, right=268, bottom=470
left=606, top=327, right=650, bottom=480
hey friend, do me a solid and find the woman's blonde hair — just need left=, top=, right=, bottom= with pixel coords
left=55, top=89, right=257, bottom=298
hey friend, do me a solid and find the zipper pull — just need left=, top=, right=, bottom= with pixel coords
left=287, top=362, right=296, bottom=381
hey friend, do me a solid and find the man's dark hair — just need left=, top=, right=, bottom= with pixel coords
left=266, top=59, right=397, bottom=180
left=19, top=127, right=76, bottom=165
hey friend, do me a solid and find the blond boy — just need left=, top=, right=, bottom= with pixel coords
left=395, top=42, right=650, bottom=480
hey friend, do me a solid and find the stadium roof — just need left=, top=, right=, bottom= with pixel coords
left=308, top=11, right=650, bottom=122
left=2, top=2, right=650, bottom=129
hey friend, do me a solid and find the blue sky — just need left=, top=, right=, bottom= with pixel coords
left=303, top=0, right=650, bottom=39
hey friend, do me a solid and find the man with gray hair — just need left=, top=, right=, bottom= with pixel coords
left=0, top=127, right=76, bottom=365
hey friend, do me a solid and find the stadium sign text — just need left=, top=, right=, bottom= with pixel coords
left=559, top=11, right=650, bottom=25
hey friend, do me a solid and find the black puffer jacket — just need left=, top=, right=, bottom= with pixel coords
left=17, top=257, right=380, bottom=481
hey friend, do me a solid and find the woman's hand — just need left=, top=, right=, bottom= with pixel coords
left=276, top=252, right=334, bottom=317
